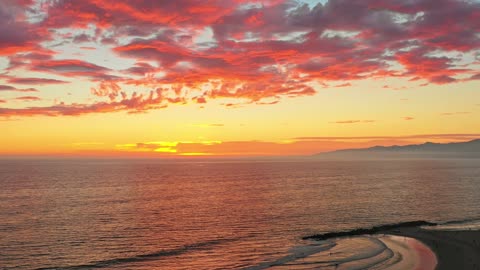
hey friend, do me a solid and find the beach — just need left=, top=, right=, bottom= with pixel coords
left=300, top=221, right=480, bottom=269
left=387, top=227, right=480, bottom=270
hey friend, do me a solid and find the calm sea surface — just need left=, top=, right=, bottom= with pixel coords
left=1, top=159, right=479, bottom=269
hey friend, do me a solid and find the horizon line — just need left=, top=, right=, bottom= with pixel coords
left=1, top=135, right=478, bottom=159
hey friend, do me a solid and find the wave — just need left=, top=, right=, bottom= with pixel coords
left=242, top=241, right=337, bottom=270
left=302, top=220, right=437, bottom=241
left=244, top=235, right=436, bottom=270
left=36, top=236, right=242, bottom=270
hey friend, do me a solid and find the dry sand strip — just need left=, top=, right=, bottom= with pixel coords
left=386, top=227, right=480, bottom=270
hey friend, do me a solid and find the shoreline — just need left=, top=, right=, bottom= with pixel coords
left=304, top=221, right=480, bottom=270
left=386, top=227, right=480, bottom=270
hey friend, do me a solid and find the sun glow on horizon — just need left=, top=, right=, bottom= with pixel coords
left=0, top=0, right=479, bottom=157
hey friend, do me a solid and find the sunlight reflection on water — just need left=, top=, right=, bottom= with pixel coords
left=0, top=159, right=478, bottom=269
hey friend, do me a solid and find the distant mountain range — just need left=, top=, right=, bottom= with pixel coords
left=314, top=139, right=480, bottom=159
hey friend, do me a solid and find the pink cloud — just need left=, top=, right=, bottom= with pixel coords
left=334, top=83, right=352, bottom=88
left=0, top=90, right=176, bottom=117
left=0, top=0, right=478, bottom=117
left=194, top=96, right=207, bottom=104
left=15, top=96, right=41, bottom=101
left=469, top=73, right=480, bottom=81
left=0, top=1, right=49, bottom=55
left=123, top=62, right=157, bottom=76
left=80, top=46, right=96, bottom=51
left=0, top=85, right=38, bottom=92
left=30, top=59, right=111, bottom=79
left=5, top=77, right=69, bottom=85
left=90, top=81, right=121, bottom=101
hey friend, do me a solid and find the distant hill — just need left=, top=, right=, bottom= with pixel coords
left=314, top=139, right=480, bottom=159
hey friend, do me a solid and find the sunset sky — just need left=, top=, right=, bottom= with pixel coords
left=1, top=0, right=479, bottom=157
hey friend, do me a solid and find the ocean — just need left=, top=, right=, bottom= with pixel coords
left=1, top=159, right=479, bottom=269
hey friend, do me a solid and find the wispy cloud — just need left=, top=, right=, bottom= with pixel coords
left=15, top=96, right=41, bottom=101
left=191, top=124, right=225, bottom=128
left=0, top=85, right=38, bottom=92
left=441, top=112, right=471, bottom=116
left=334, top=83, right=352, bottom=88
left=331, top=120, right=376, bottom=124
left=294, top=134, right=480, bottom=141
left=6, top=77, right=69, bottom=85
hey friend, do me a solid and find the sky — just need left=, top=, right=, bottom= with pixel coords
left=1, top=0, right=479, bottom=157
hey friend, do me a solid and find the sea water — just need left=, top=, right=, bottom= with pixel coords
left=0, top=159, right=479, bottom=269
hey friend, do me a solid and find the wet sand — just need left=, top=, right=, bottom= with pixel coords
left=386, top=227, right=480, bottom=270
left=303, top=221, right=480, bottom=269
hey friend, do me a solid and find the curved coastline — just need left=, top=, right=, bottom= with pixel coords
left=386, top=227, right=480, bottom=270
left=244, top=235, right=436, bottom=270
left=303, top=220, right=480, bottom=270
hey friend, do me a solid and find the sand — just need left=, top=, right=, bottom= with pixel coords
left=302, top=221, right=480, bottom=269
left=386, top=227, right=480, bottom=270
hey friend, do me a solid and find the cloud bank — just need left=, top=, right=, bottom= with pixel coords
left=0, top=0, right=479, bottom=117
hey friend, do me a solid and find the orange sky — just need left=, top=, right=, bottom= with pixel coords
left=1, top=0, right=479, bottom=157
